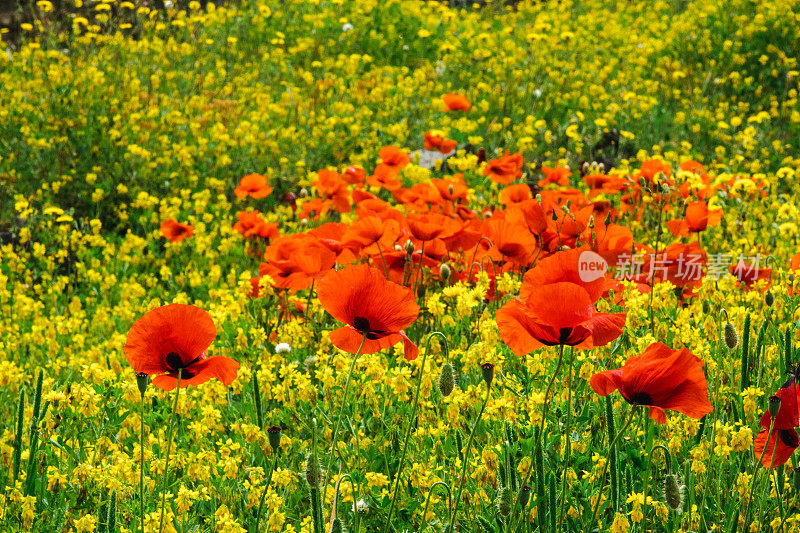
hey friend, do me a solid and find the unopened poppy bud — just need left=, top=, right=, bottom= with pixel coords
left=535, top=194, right=542, bottom=204
left=794, top=467, right=800, bottom=492
left=702, top=300, right=710, bottom=314
left=598, top=162, right=605, bottom=171
left=438, top=363, right=455, bottom=397
left=135, top=372, right=149, bottom=397
left=497, top=486, right=512, bottom=516
left=588, top=215, right=595, bottom=229
left=517, top=485, right=531, bottom=508
left=664, top=474, right=682, bottom=511
left=299, top=188, right=309, bottom=198
left=765, top=291, right=774, bottom=307
left=404, top=239, right=415, bottom=255
left=561, top=205, right=570, bottom=213
left=481, top=363, right=495, bottom=387
left=304, top=455, right=321, bottom=486
left=724, top=322, right=739, bottom=349
left=604, top=212, right=611, bottom=226
left=267, top=426, right=282, bottom=451
left=639, top=177, right=647, bottom=188
left=769, top=395, right=782, bottom=418
left=440, top=263, right=451, bottom=282
left=330, top=518, right=343, bottom=533
left=581, top=161, right=590, bottom=173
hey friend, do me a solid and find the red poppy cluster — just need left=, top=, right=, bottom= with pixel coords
left=754, top=378, right=800, bottom=468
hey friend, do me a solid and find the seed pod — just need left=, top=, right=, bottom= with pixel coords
left=724, top=322, right=739, bottom=349
left=481, top=363, right=495, bottom=387
left=517, top=485, right=531, bottom=509
left=497, top=486, right=512, bottom=517
left=330, top=517, right=343, bottom=533
left=267, top=426, right=282, bottom=451
left=664, top=474, right=682, bottom=511
left=135, top=372, right=149, bottom=397
left=438, top=363, right=455, bottom=397
left=769, top=395, right=782, bottom=418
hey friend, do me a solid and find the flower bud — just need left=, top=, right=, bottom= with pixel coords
left=701, top=300, right=710, bottom=314
left=724, top=322, right=739, bottom=349
left=135, top=372, right=149, bottom=397
left=330, top=518, right=343, bottom=533
left=267, top=426, right=282, bottom=451
left=793, top=467, right=800, bottom=493
left=404, top=239, right=415, bottom=256
left=765, top=291, right=774, bottom=307
left=481, top=363, right=495, bottom=387
left=664, top=474, right=682, bottom=511
left=438, top=363, right=455, bottom=397
left=769, top=395, right=782, bottom=419
left=497, top=486, right=512, bottom=516
left=440, top=263, right=451, bottom=283
left=517, top=485, right=531, bottom=508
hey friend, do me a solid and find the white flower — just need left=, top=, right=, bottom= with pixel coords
left=342, top=23, right=353, bottom=32
left=275, top=343, right=292, bottom=354
left=353, top=498, right=369, bottom=514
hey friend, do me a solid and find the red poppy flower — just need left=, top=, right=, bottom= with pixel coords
left=499, top=184, right=532, bottom=206
left=754, top=381, right=800, bottom=468
left=317, top=264, right=419, bottom=360
left=232, top=210, right=279, bottom=240
left=374, top=146, right=410, bottom=178
left=124, top=304, right=239, bottom=391
left=590, top=342, right=713, bottom=424
left=424, top=131, right=457, bottom=154
left=234, top=173, right=273, bottom=199
left=160, top=219, right=194, bottom=242
left=442, top=93, right=471, bottom=111
left=538, top=165, right=571, bottom=187
left=667, top=200, right=723, bottom=237
left=314, top=169, right=351, bottom=213
left=730, top=259, right=771, bottom=289
left=484, top=152, right=524, bottom=185
left=496, top=249, right=626, bottom=354
left=343, top=166, right=366, bottom=185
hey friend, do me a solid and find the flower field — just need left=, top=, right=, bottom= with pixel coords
left=3, top=0, right=800, bottom=531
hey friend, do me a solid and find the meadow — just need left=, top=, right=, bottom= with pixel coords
left=2, top=0, right=800, bottom=531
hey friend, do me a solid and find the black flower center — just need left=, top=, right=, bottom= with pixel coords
left=352, top=316, right=387, bottom=340
left=628, top=392, right=653, bottom=406
left=165, top=351, right=199, bottom=379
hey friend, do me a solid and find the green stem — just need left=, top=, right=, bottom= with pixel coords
left=448, top=382, right=491, bottom=532
left=254, top=456, right=277, bottom=533
left=140, top=393, right=146, bottom=533
left=743, top=416, right=776, bottom=527
left=324, top=334, right=367, bottom=487
left=157, top=369, right=182, bottom=533
left=383, top=332, right=443, bottom=532
left=588, top=406, right=637, bottom=530
left=420, top=481, right=452, bottom=528
left=557, top=347, right=574, bottom=530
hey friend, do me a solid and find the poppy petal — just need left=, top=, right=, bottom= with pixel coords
left=317, top=264, right=419, bottom=334
left=151, top=356, right=239, bottom=391
left=496, top=299, right=551, bottom=355
left=581, top=312, right=627, bottom=347
left=590, top=368, right=624, bottom=396
left=754, top=429, right=799, bottom=469
left=521, top=248, right=607, bottom=302
left=523, top=283, right=594, bottom=329
left=124, top=304, right=216, bottom=375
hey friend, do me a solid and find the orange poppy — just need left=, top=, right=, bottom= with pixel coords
left=374, top=146, right=410, bottom=178
left=496, top=249, right=626, bottom=354
left=442, top=93, right=471, bottom=111
left=317, top=264, right=419, bottom=360
left=483, top=151, right=524, bottom=185
left=666, top=200, right=722, bottom=237
left=637, top=159, right=671, bottom=182
left=499, top=184, right=532, bottom=206
left=234, top=173, right=273, bottom=199
left=232, top=210, right=280, bottom=240
left=343, top=166, right=366, bottom=185
left=314, top=169, right=351, bottom=213
left=730, top=259, right=771, bottom=289
left=424, top=131, right=457, bottom=154
left=538, top=165, right=571, bottom=187
left=160, top=219, right=194, bottom=242
left=259, top=234, right=336, bottom=290
left=590, top=342, right=713, bottom=424
left=124, top=304, right=239, bottom=391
